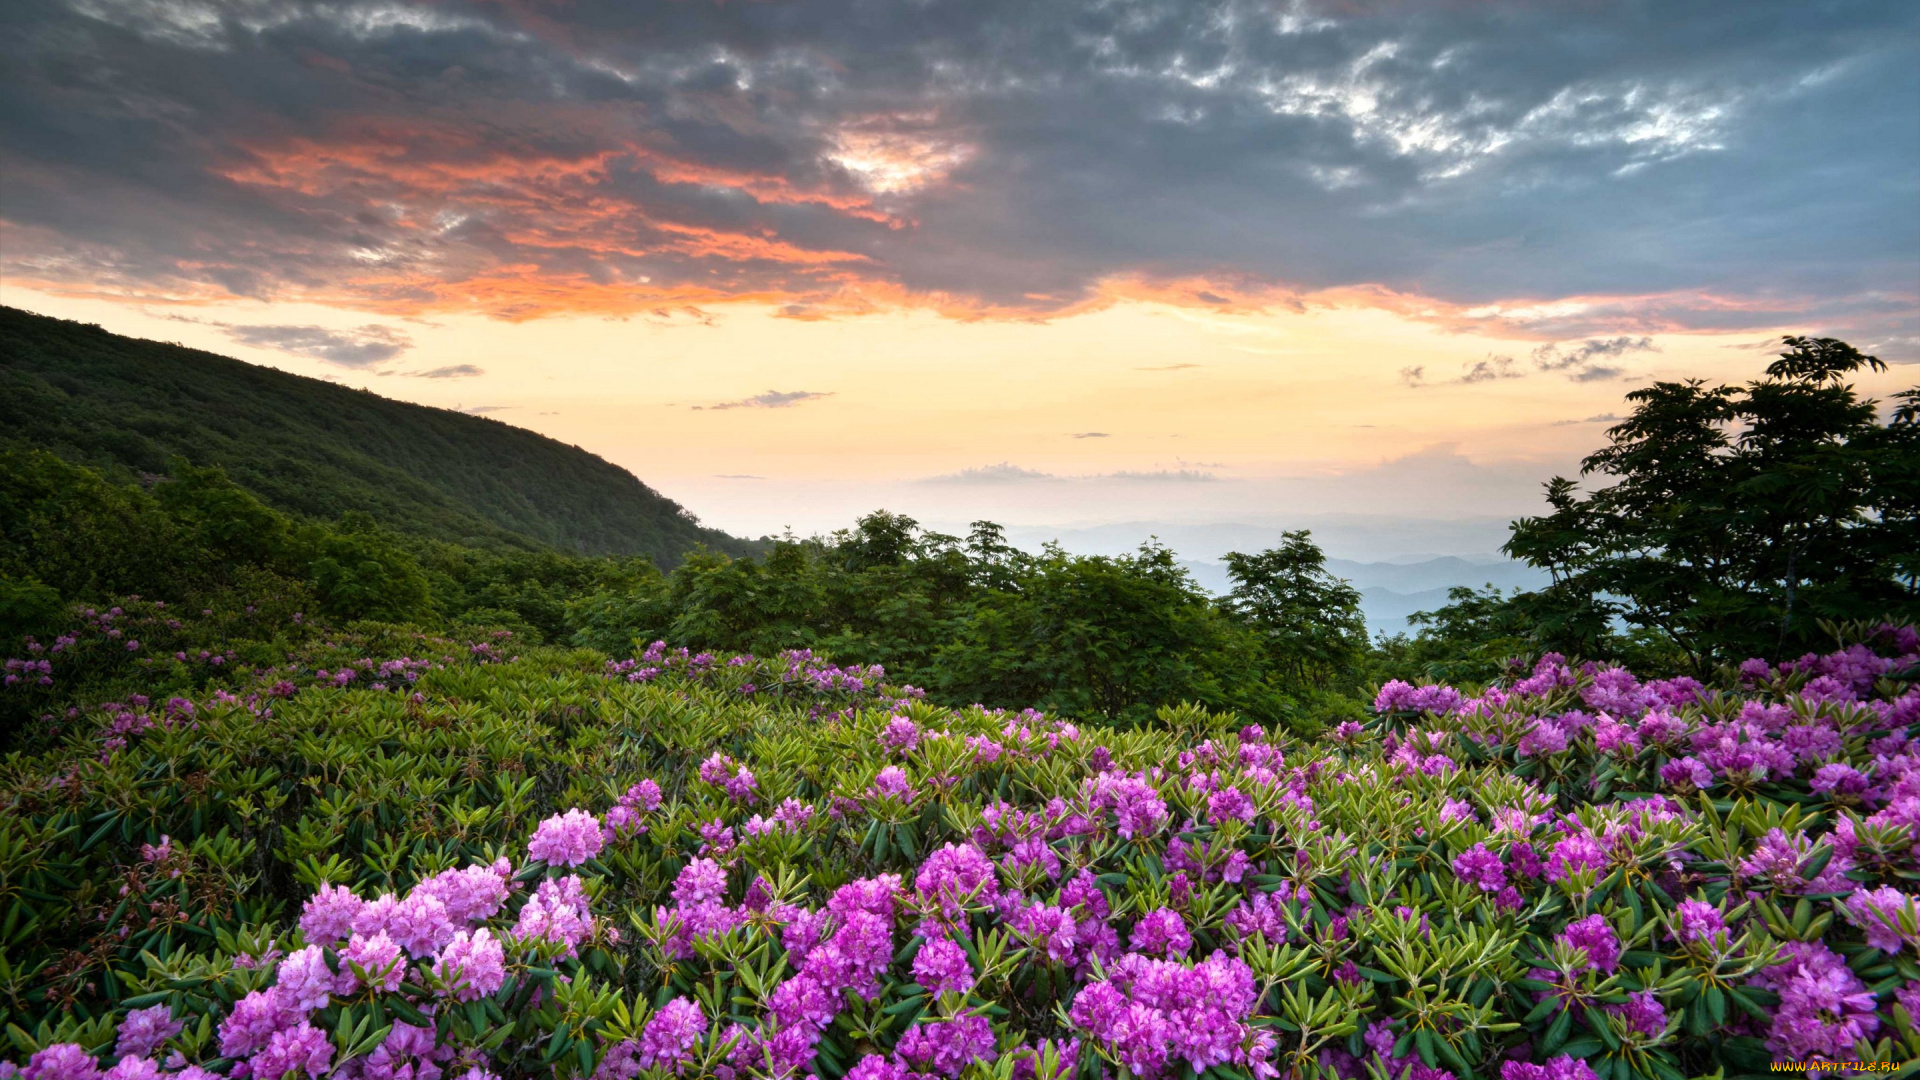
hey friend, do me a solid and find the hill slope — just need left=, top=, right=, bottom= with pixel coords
left=0, top=306, right=755, bottom=565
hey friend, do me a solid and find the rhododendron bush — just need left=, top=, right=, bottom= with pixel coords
left=2, top=625, right=1919, bottom=1079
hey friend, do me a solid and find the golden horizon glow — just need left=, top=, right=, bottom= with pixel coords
left=9, top=280, right=1907, bottom=542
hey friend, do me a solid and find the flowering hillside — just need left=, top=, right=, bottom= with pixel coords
left=2, top=623, right=1918, bottom=1079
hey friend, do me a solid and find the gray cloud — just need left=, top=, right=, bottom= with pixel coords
left=1533, top=336, right=1659, bottom=369
left=924, top=463, right=1059, bottom=484
left=404, top=363, right=484, bottom=379
left=1409, top=337, right=1659, bottom=389
left=1552, top=412, right=1622, bottom=426
left=1568, top=364, right=1626, bottom=383
left=694, top=390, right=835, bottom=411
left=0, top=0, right=1912, bottom=340
left=1104, top=469, right=1217, bottom=483
left=1458, top=355, right=1522, bottom=384
left=218, top=323, right=412, bottom=367
left=1070, top=432, right=1110, bottom=439
left=922, top=463, right=1218, bottom=484
left=460, top=405, right=514, bottom=414
left=1403, top=355, right=1525, bottom=388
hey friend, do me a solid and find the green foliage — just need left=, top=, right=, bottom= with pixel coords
left=422, top=546, right=661, bottom=646
left=567, top=513, right=1365, bottom=731
left=932, top=541, right=1276, bottom=727
left=0, top=449, right=1375, bottom=737
left=0, top=305, right=756, bottom=565
left=0, top=448, right=187, bottom=601
left=1221, top=530, right=1368, bottom=692
left=1502, top=337, right=1917, bottom=672
left=1370, top=585, right=1677, bottom=686
left=0, top=452, right=660, bottom=742
left=0, top=575, right=62, bottom=645
left=304, top=516, right=433, bottom=623
left=4, top=622, right=1917, bottom=1078
left=153, top=457, right=294, bottom=567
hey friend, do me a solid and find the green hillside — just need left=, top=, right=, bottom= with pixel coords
left=0, top=306, right=755, bottom=565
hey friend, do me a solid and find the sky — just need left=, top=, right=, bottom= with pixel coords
left=3, top=0, right=1916, bottom=555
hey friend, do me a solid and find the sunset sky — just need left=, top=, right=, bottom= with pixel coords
left=3, top=0, right=1916, bottom=550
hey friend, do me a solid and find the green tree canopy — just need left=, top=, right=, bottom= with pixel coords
left=1220, top=530, right=1368, bottom=692
left=1503, top=336, right=1917, bottom=671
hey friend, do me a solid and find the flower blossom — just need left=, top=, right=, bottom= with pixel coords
left=527, top=808, right=605, bottom=867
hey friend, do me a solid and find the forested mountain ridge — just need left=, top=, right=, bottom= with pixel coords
left=0, top=306, right=756, bottom=565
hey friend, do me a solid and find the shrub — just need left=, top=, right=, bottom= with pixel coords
left=3, top=614, right=1917, bottom=1078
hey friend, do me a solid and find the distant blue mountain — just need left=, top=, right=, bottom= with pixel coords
left=1179, top=555, right=1549, bottom=637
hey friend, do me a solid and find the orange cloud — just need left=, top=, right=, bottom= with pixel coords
left=7, top=114, right=1879, bottom=338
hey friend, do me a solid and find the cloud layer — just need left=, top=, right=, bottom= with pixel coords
left=217, top=321, right=412, bottom=367
left=923, top=463, right=1219, bottom=484
left=1402, top=335, right=1667, bottom=387
left=1, top=0, right=1914, bottom=342
left=694, top=390, right=834, bottom=411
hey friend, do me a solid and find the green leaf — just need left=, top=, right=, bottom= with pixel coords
left=1558, top=1037, right=1603, bottom=1058
left=1543, top=1008, right=1572, bottom=1052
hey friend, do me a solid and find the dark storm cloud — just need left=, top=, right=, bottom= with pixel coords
left=1, top=0, right=1914, bottom=336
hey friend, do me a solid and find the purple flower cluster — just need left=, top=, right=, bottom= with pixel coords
left=1068, top=951, right=1274, bottom=1077
left=913, top=843, right=998, bottom=923
left=866, top=765, right=914, bottom=803
left=1607, top=990, right=1669, bottom=1042
left=114, top=1007, right=181, bottom=1061
left=1555, top=914, right=1621, bottom=974
left=1671, top=898, right=1728, bottom=947
left=605, top=779, right=663, bottom=837
left=636, top=997, right=707, bottom=1073
left=893, top=1015, right=995, bottom=1078
left=1738, top=828, right=1854, bottom=895
left=527, top=809, right=605, bottom=867
left=1842, top=886, right=1919, bottom=955
left=1751, top=940, right=1881, bottom=1059
left=433, top=928, right=507, bottom=1000
left=1374, top=680, right=1465, bottom=716
left=878, top=715, right=920, bottom=755
left=1088, top=771, right=1169, bottom=840
left=1500, top=1057, right=1600, bottom=1080
left=698, top=752, right=760, bottom=803
left=1128, top=908, right=1192, bottom=958
left=1451, top=843, right=1507, bottom=893
left=910, top=937, right=976, bottom=996
left=514, top=875, right=595, bottom=955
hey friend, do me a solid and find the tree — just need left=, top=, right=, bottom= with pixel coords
left=933, top=542, right=1272, bottom=727
left=0, top=448, right=190, bottom=601
left=305, top=515, right=431, bottom=623
left=1504, top=337, right=1916, bottom=672
left=154, top=458, right=292, bottom=569
left=1220, top=531, right=1367, bottom=692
